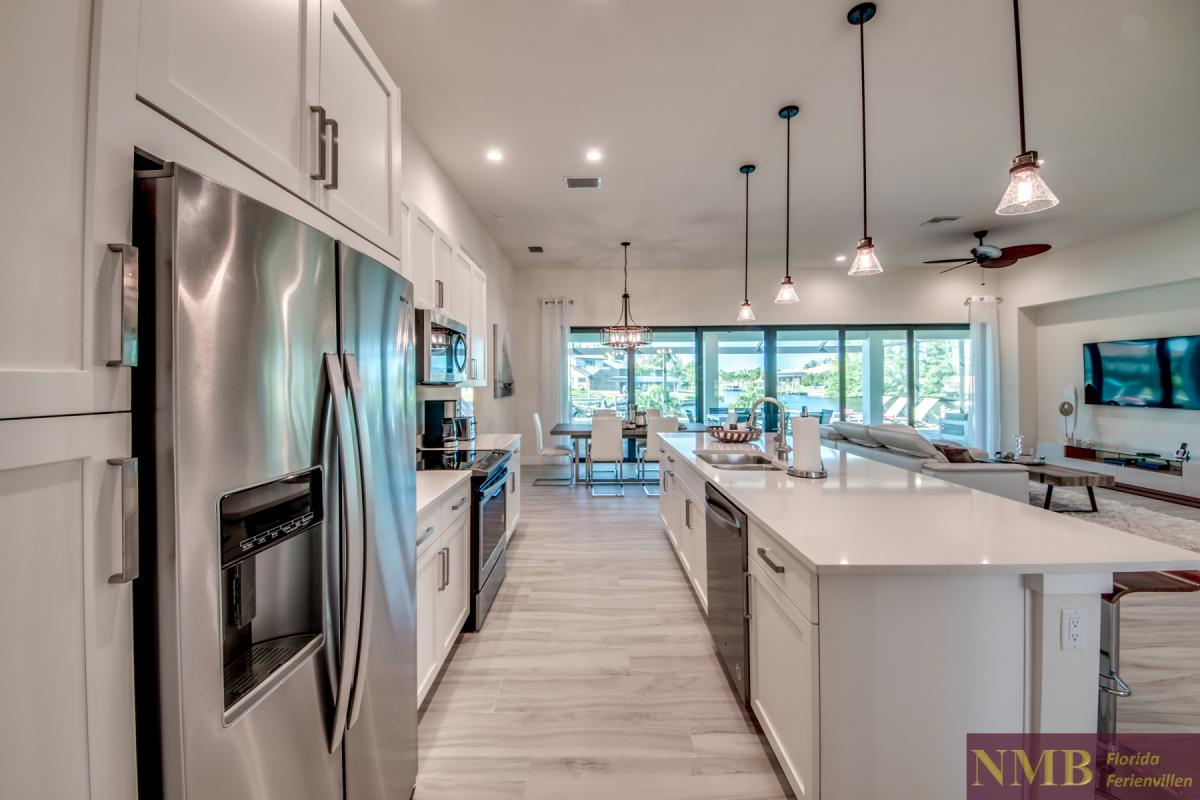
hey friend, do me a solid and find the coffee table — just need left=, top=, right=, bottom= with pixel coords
left=1025, top=463, right=1116, bottom=512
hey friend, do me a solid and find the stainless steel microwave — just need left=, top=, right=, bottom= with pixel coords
left=416, top=309, right=468, bottom=385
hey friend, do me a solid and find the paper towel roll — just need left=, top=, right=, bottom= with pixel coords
left=790, top=415, right=823, bottom=473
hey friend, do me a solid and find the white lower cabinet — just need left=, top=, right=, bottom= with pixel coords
left=0, top=413, right=135, bottom=800
left=506, top=445, right=521, bottom=541
left=682, top=482, right=707, bottom=611
left=750, top=563, right=820, bottom=799
left=416, top=485, right=471, bottom=704
left=658, top=455, right=707, bottom=611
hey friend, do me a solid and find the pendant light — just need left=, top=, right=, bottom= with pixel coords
left=737, top=164, right=757, bottom=321
left=995, top=0, right=1058, bottom=215
left=847, top=3, right=882, bottom=276
left=774, top=105, right=800, bottom=304
left=600, top=242, right=652, bottom=350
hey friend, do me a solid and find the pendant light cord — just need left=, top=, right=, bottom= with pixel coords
left=784, top=114, right=791, bottom=279
left=1012, top=0, right=1027, bottom=154
left=859, top=19, right=868, bottom=240
left=744, top=170, right=751, bottom=302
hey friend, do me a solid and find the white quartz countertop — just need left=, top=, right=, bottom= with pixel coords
left=416, top=432, right=520, bottom=515
left=660, top=433, right=1200, bottom=576
left=416, top=471, right=471, bottom=517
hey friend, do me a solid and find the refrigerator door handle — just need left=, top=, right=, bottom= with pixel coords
left=324, top=353, right=364, bottom=753
left=106, top=244, right=139, bottom=367
left=343, top=353, right=376, bottom=729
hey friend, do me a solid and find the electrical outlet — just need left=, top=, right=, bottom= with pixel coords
left=1061, top=608, right=1085, bottom=650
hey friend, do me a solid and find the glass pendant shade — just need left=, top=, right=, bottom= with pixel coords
left=847, top=237, right=882, bottom=277
left=737, top=301, right=756, bottom=321
left=995, top=153, right=1059, bottom=215
left=774, top=276, right=799, bottom=304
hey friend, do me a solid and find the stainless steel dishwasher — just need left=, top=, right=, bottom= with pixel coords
left=704, top=482, right=749, bottom=706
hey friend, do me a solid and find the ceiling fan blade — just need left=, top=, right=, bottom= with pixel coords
left=1001, top=243, right=1051, bottom=260
left=939, top=262, right=973, bottom=274
left=924, top=258, right=975, bottom=264
left=980, top=258, right=1018, bottom=269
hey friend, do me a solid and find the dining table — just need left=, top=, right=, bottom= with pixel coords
left=549, top=421, right=709, bottom=482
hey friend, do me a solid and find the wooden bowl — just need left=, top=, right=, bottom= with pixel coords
left=706, top=426, right=762, bottom=443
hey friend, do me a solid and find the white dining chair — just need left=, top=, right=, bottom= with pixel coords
left=645, top=408, right=661, bottom=418
left=586, top=415, right=625, bottom=496
left=532, top=412, right=574, bottom=486
left=592, top=409, right=616, bottom=417
left=638, top=416, right=678, bottom=496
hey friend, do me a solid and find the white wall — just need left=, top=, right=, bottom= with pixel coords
left=998, top=209, right=1200, bottom=451
left=1031, top=280, right=1200, bottom=454
left=512, top=263, right=985, bottom=462
left=401, top=122, right=518, bottom=436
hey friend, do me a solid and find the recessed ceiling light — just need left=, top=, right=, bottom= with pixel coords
left=835, top=255, right=847, bottom=262
left=486, top=149, right=504, bottom=162
left=585, top=148, right=603, bottom=162
left=494, top=214, right=507, bottom=223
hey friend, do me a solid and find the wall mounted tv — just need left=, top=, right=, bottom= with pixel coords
left=1083, top=336, right=1200, bottom=410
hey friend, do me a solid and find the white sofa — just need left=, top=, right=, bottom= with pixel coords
left=820, top=422, right=1029, bottom=502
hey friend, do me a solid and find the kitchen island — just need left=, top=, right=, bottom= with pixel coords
left=657, top=432, right=1200, bottom=800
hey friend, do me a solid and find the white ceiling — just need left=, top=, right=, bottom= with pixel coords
left=347, top=0, right=1200, bottom=272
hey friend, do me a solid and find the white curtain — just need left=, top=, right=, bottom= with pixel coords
left=966, top=295, right=1002, bottom=455
left=539, top=298, right=573, bottom=450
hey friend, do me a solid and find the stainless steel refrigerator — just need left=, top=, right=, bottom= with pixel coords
left=131, top=164, right=417, bottom=800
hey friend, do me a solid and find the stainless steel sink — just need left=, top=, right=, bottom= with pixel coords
left=695, top=451, right=780, bottom=470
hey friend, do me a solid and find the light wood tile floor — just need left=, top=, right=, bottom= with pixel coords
left=1089, top=488, right=1200, bottom=732
left=416, top=469, right=792, bottom=800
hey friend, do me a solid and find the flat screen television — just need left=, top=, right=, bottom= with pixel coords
left=1083, top=336, right=1200, bottom=410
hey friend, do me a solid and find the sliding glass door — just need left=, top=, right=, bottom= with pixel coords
left=844, top=330, right=909, bottom=424
left=914, top=329, right=972, bottom=442
left=633, top=331, right=698, bottom=422
left=701, top=330, right=765, bottom=424
left=774, top=330, right=841, bottom=423
left=568, top=331, right=628, bottom=420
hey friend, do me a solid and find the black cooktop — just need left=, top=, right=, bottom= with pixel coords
left=416, top=449, right=511, bottom=478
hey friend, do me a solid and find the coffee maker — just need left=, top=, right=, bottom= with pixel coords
left=422, top=399, right=476, bottom=448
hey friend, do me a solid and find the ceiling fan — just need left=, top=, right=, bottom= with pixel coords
left=925, top=230, right=1051, bottom=273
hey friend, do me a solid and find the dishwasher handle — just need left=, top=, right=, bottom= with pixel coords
left=705, top=493, right=743, bottom=535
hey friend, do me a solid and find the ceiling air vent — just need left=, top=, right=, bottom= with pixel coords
left=921, top=215, right=962, bottom=225
left=527, top=246, right=544, bottom=253
left=564, top=177, right=602, bottom=189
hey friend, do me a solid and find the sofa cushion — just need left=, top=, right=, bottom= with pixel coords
left=819, top=424, right=845, bottom=441
left=831, top=421, right=881, bottom=447
left=932, top=442, right=974, bottom=463
left=868, top=424, right=946, bottom=462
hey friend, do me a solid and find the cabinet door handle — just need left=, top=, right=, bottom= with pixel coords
left=437, top=548, right=447, bottom=591
left=451, top=495, right=468, bottom=512
left=324, top=117, right=340, bottom=190
left=435, top=279, right=444, bottom=309
left=107, top=457, right=139, bottom=583
left=757, top=547, right=786, bottom=574
left=667, top=455, right=675, bottom=463
left=309, top=105, right=327, bottom=180
left=106, top=244, right=138, bottom=367
left=684, top=498, right=692, bottom=529
left=442, top=546, right=451, bottom=589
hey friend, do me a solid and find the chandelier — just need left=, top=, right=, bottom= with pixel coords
left=600, top=242, right=652, bottom=350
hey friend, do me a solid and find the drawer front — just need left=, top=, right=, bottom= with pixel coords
left=417, top=504, right=443, bottom=558
left=748, top=521, right=817, bottom=624
left=443, top=484, right=472, bottom=530
left=673, top=457, right=706, bottom=502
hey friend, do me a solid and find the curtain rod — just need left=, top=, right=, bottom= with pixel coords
left=964, top=295, right=1003, bottom=306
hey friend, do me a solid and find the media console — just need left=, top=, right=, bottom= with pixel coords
left=1038, top=441, right=1200, bottom=507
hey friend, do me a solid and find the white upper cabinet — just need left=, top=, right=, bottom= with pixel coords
left=137, top=0, right=402, bottom=256
left=467, top=262, right=488, bottom=387
left=0, top=413, right=136, bottom=800
left=137, top=0, right=321, bottom=198
left=314, top=0, right=402, bottom=253
left=434, top=237, right=456, bottom=317
left=409, top=212, right=437, bottom=310
left=0, top=0, right=134, bottom=419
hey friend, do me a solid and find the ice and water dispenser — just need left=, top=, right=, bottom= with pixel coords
left=219, top=468, right=325, bottom=724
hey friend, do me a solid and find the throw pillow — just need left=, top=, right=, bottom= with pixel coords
left=933, top=443, right=975, bottom=463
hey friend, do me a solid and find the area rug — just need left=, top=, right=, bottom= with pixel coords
left=1028, top=484, right=1200, bottom=554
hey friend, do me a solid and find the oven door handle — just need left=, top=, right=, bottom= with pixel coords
left=485, top=482, right=506, bottom=501
left=479, top=469, right=508, bottom=498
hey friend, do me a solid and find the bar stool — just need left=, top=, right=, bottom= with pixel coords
left=1099, top=570, right=1200, bottom=734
